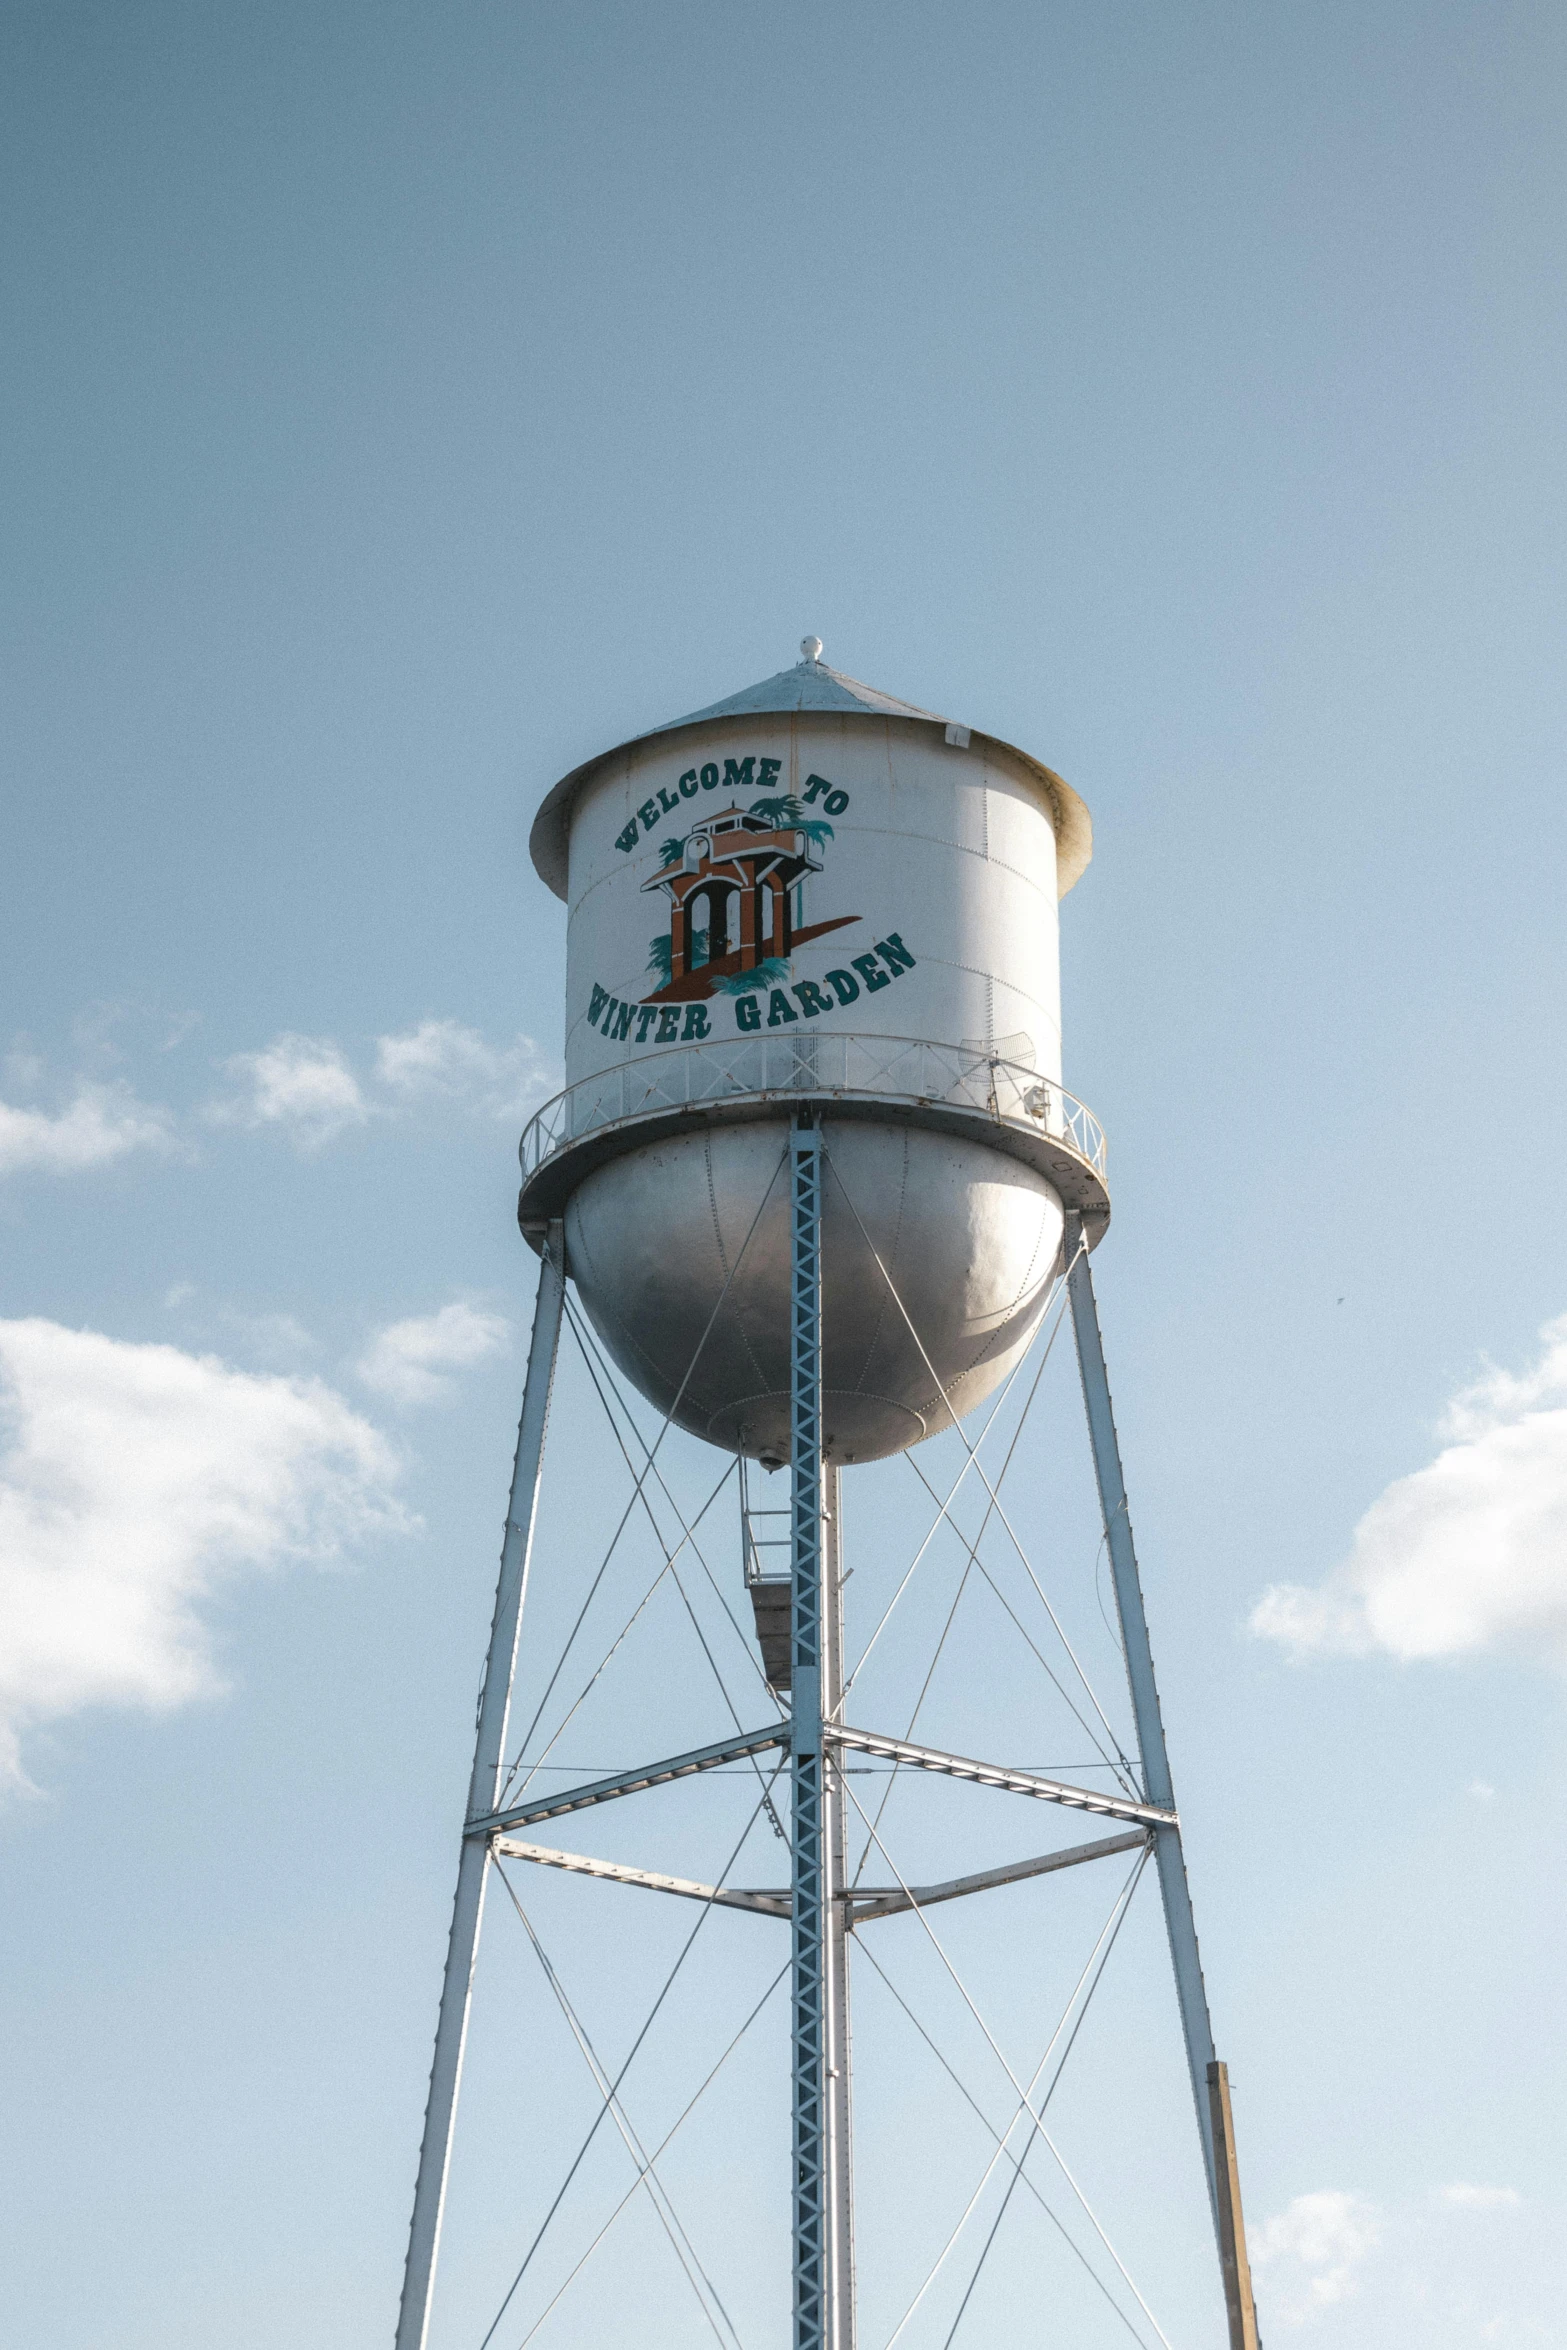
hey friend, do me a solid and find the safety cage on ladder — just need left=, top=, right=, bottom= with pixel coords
left=739, top=1453, right=793, bottom=1693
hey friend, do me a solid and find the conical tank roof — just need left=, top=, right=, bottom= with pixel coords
left=667, top=640, right=945, bottom=727
left=529, top=638, right=1091, bottom=899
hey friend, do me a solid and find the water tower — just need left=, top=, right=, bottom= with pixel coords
left=394, top=642, right=1261, bottom=2350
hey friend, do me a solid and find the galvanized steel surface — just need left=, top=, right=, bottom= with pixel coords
left=563, top=1120, right=1065, bottom=1464
left=518, top=1030, right=1107, bottom=1215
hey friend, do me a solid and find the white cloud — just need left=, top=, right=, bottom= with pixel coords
left=210, top=1034, right=370, bottom=1149
left=0, top=1082, right=173, bottom=1177
left=1251, top=1315, right=1567, bottom=1666
left=355, top=1300, right=511, bottom=1407
left=205, top=1020, right=558, bottom=1152
left=374, top=1018, right=556, bottom=1123
left=1251, top=2190, right=1383, bottom=2320
left=1249, top=2183, right=1541, bottom=2334
left=0, top=1317, right=411, bottom=1789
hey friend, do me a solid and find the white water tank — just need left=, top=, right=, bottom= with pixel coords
left=520, top=641, right=1108, bottom=1465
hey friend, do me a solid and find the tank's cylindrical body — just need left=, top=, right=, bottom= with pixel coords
left=563, top=713, right=1064, bottom=1092
left=525, top=655, right=1096, bottom=1464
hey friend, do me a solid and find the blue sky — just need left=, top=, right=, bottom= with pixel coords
left=2, top=3, right=1565, bottom=2344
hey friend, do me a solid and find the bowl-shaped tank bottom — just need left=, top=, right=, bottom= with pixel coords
left=563, top=1118, right=1065, bottom=1465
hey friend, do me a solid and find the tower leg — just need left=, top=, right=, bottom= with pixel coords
left=394, top=1224, right=567, bottom=2350
left=823, top=1464, right=856, bottom=2350
left=1062, top=1217, right=1223, bottom=2238
left=1208, top=2061, right=1261, bottom=2350
left=790, top=1120, right=828, bottom=2350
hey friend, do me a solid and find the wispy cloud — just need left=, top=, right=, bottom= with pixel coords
left=1249, top=2181, right=1528, bottom=2332
left=374, top=1018, right=556, bottom=1123
left=0, top=1082, right=173, bottom=1178
left=7, top=1018, right=557, bottom=1170
left=355, top=1300, right=511, bottom=1407
left=1251, top=2191, right=1383, bottom=2319
left=0, top=1317, right=411, bottom=1789
left=1251, top=1315, right=1567, bottom=1666
left=209, top=1034, right=371, bottom=1150
left=203, top=1019, right=557, bottom=1150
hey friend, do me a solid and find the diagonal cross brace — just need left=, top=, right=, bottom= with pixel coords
left=468, top=1726, right=788, bottom=1839
left=830, top=1727, right=1175, bottom=1829
left=847, top=1828, right=1150, bottom=1924
left=490, top=1836, right=790, bottom=1914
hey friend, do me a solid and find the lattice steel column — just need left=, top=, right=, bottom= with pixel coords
left=1063, top=1213, right=1223, bottom=2239
left=790, top=1119, right=827, bottom=2350
left=823, top=1463, right=856, bottom=2350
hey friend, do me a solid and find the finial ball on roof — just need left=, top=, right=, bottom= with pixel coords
left=800, top=635, right=823, bottom=665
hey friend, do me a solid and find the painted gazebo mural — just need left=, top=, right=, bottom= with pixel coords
left=640, top=804, right=859, bottom=1002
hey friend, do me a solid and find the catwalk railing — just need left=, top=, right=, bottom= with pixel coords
left=519, top=1032, right=1107, bottom=1186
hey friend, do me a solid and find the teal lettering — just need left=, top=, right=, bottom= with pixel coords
left=615, top=819, right=640, bottom=854
left=635, top=1007, right=660, bottom=1042
left=823, top=790, right=849, bottom=816
left=638, top=798, right=659, bottom=834
left=658, top=785, right=680, bottom=814
left=678, top=769, right=699, bottom=798
left=803, top=773, right=832, bottom=804
left=794, top=981, right=833, bottom=1017
left=700, top=762, right=720, bottom=789
left=735, top=994, right=762, bottom=1032
left=588, top=983, right=609, bottom=1026
left=723, top=757, right=755, bottom=790
left=874, top=932, right=916, bottom=975
left=656, top=1006, right=681, bottom=1042
left=758, top=758, right=782, bottom=788
left=683, top=1004, right=711, bottom=1040
left=611, top=1002, right=635, bottom=1041
left=766, top=988, right=798, bottom=1027
left=851, top=952, right=890, bottom=993
left=826, top=969, right=860, bottom=1006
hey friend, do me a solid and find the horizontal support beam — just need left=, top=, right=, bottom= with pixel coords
left=470, top=1726, right=788, bottom=1838
left=491, top=1837, right=788, bottom=1915
left=489, top=1826, right=1150, bottom=1926
left=847, top=1829, right=1149, bottom=1924
left=831, top=1727, right=1174, bottom=1829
